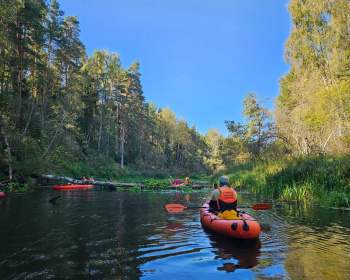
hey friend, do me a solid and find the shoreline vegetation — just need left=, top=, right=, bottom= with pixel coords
left=214, top=156, right=350, bottom=209
left=1, top=156, right=349, bottom=209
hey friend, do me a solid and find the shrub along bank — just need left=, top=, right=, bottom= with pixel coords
left=216, top=157, right=350, bottom=208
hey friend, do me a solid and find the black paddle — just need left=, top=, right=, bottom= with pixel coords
left=49, top=195, right=61, bottom=203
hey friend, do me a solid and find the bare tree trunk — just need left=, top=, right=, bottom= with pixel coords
left=115, top=102, right=119, bottom=153
left=24, top=46, right=38, bottom=135
left=322, top=128, right=336, bottom=154
left=24, top=99, right=35, bottom=135
left=16, top=18, right=24, bottom=128
left=41, top=37, right=52, bottom=125
left=41, top=125, right=61, bottom=159
left=98, top=100, right=103, bottom=153
left=120, top=120, right=125, bottom=169
left=106, top=117, right=110, bottom=158
left=0, top=124, right=13, bottom=180
left=119, top=80, right=131, bottom=169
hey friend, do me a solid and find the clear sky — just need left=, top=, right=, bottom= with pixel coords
left=57, top=0, right=291, bottom=135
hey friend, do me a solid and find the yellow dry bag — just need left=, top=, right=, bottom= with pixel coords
left=217, top=210, right=242, bottom=220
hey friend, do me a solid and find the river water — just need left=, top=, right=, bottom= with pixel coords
left=0, top=188, right=349, bottom=279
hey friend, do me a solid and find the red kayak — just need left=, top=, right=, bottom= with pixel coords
left=200, top=201, right=261, bottom=239
left=0, top=192, right=4, bottom=197
left=53, top=184, right=94, bottom=190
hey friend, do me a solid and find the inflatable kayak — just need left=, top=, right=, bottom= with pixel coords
left=53, top=184, right=94, bottom=190
left=0, top=192, right=4, bottom=197
left=200, top=201, right=260, bottom=239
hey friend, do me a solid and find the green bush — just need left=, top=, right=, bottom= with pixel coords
left=324, top=191, right=350, bottom=208
left=3, top=182, right=27, bottom=192
left=24, top=177, right=38, bottom=189
left=144, top=178, right=168, bottom=190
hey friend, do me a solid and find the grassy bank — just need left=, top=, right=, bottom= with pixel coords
left=215, top=157, right=350, bottom=208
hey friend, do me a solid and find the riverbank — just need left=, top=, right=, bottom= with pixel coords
left=0, top=175, right=213, bottom=193
left=216, top=156, right=350, bottom=208
left=3, top=156, right=349, bottom=208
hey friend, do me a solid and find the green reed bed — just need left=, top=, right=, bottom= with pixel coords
left=222, top=157, right=350, bottom=208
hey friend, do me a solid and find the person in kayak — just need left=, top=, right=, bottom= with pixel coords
left=184, top=177, right=190, bottom=184
left=175, top=179, right=182, bottom=185
left=209, top=175, right=237, bottom=212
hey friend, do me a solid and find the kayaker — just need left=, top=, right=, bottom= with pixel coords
left=89, top=176, right=94, bottom=182
left=184, top=177, right=190, bottom=184
left=209, top=175, right=237, bottom=212
left=169, top=176, right=174, bottom=185
left=175, top=179, right=182, bottom=185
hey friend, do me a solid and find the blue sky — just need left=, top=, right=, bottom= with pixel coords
left=58, top=0, right=291, bottom=135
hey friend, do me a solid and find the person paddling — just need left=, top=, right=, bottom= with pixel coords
left=209, top=175, right=237, bottom=212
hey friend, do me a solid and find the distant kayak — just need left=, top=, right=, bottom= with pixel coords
left=200, top=201, right=260, bottom=239
left=0, top=192, right=4, bottom=197
left=53, top=184, right=94, bottom=190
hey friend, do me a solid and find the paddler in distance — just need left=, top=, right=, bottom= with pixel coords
left=209, top=175, right=237, bottom=213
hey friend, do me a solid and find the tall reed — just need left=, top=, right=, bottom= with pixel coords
left=220, top=157, right=350, bottom=207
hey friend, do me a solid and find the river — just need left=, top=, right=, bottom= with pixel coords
left=0, top=188, right=349, bottom=279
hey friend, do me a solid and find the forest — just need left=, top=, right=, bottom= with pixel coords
left=0, top=0, right=349, bottom=207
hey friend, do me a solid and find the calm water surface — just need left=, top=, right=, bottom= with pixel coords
left=0, top=188, right=349, bottom=279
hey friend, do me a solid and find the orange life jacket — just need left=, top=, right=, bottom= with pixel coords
left=217, top=187, right=237, bottom=211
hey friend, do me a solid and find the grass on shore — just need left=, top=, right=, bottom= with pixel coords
left=216, top=156, right=350, bottom=208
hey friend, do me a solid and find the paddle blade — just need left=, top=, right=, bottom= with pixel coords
left=165, top=204, right=187, bottom=213
left=249, top=203, right=271, bottom=210
left=48, top=195, right=61, bottom=203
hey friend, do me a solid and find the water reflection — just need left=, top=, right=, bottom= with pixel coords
left=202, top=225, right=261, bottom=272
left=165, top=223, right=186, bottom=236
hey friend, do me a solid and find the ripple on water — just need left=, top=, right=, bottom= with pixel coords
left=1, top=190, right=350, bottom=280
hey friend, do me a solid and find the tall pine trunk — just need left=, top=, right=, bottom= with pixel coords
left=0, top=123, right=13, bottom=181
left=41, top=36, right=52, bottom=125
left=120, top=120, right=125, bottom=169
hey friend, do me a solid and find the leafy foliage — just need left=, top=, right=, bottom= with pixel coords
left=274, top=0, right=350, bottom=155
left=144, top=179, right=168, bottom=190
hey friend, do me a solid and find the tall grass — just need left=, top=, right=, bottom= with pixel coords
left=220, top=157, right=350, bottom=208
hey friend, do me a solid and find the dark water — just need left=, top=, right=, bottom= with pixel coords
left=0, top=188, right=349, bottom=280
